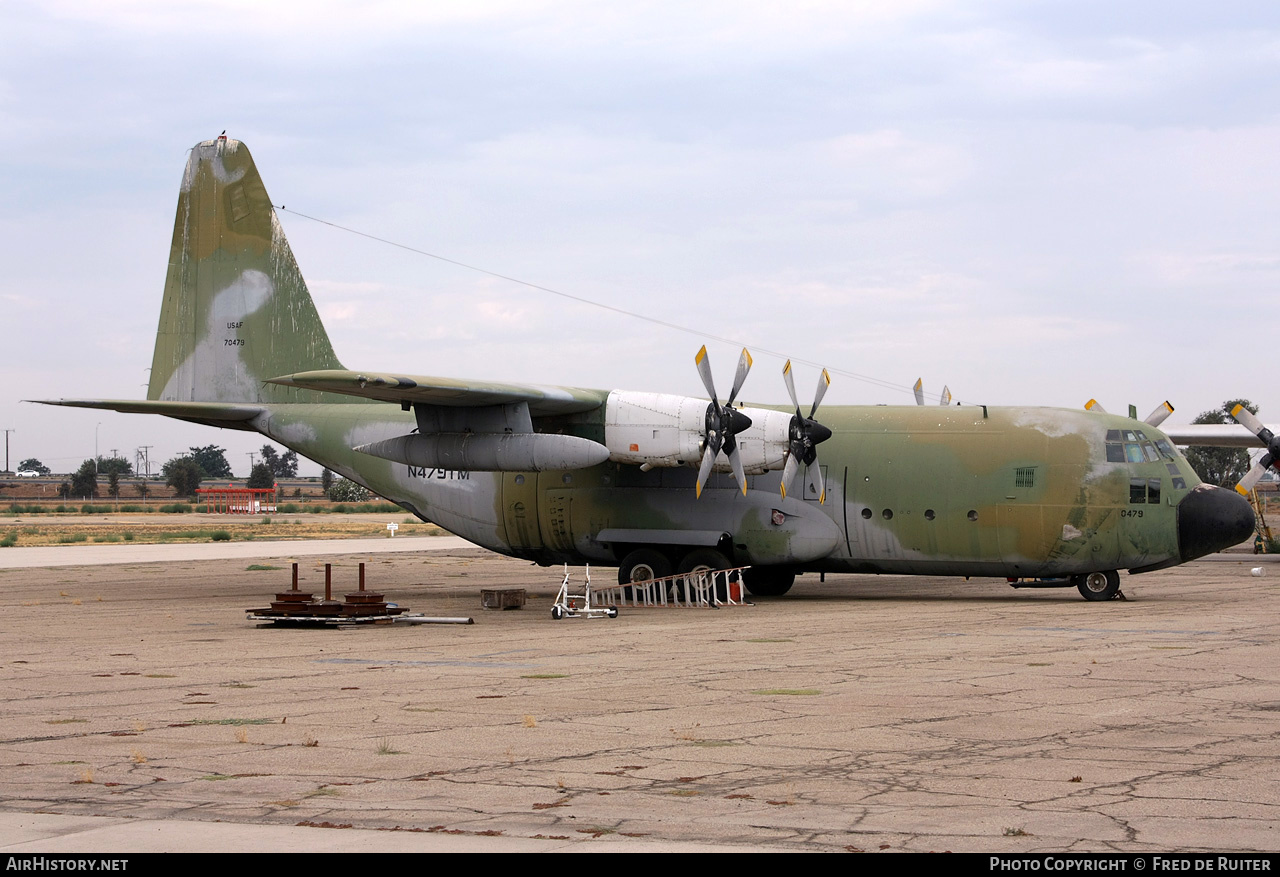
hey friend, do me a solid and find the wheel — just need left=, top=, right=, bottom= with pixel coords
left=1074, top=570, right=1120, bottom=601
left=618, top=548, right=672, bottom=585
left=607, top=607, right=618, bottom=618
left=677, top=548, right=731, bottom=576
left=743, top=566, right=796, bottom=597
left=551, top=605, right=565, bottom=619
left=675, top=549, right=731, bottom=602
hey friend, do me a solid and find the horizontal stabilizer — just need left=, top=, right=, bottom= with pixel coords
left=355, top=433, right=610, bottom=471
left=268, top=370, right=606, bottom=416
left=30, top=399, right=264, bottom=431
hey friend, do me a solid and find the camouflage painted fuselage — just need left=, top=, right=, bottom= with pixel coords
left=251, top=399, right=1191, bottom=577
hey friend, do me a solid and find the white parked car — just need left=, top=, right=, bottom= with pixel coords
left=16, top=470, right=41, bottom=477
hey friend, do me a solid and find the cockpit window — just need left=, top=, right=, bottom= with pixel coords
left=1106, top=442, right=1125, bottom=463
left=1130, top=478, right=1147, bottom=503
left=1147, top=478, right=1161, bottom=504
left=1155, top=439, right=1177, bottom=461
left=1125, top=443, right=1144, bottom=463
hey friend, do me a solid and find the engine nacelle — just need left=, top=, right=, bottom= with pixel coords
left=604, top=391, right=790, bottom=473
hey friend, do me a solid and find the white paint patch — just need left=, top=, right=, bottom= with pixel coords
left=270, top=419, right=319, bottom=445
left=159, top=269, right=274, bottom=402
left=181, top=139, right=247, bottom=193
left=1010, top=408, right=1089, bottom=439
left=1062, top=523, right=1083, bottom=541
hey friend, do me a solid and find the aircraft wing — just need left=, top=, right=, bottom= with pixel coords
left=1163, top=424, right=1273, bottom=448
left=30, top=399, right=266, bottom=431
left=266, top=369, right=607, bottom=415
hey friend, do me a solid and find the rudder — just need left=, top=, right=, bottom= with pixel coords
left=148, top=136, right=348, bottom=404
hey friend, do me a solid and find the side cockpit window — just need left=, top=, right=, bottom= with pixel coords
left=1130, top=477, right=1165, bottom=504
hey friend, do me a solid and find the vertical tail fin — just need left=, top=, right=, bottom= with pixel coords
left=148, top=137, right=348, bottom=404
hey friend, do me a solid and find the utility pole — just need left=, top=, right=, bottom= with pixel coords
left=2, top=428, right=12, bottom=474
left=138, top=446, right=153, bottom=505
left=247, top=451, right=256, bottom=475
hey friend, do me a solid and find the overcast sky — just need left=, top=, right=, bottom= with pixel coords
left=2, top=1, right=1278, bottom=476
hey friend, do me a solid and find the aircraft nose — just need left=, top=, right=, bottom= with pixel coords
left=1177, top=484, right=1256, bottom=562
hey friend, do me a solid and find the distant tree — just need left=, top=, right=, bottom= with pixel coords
left=163, top=456, right=204, bottom=497
left=18, top=458, right=50, bottom=475
left=247, top=462, right=275, bottom=490
left=260, top=444, right=298, bottom=478
left=70, top=459, right=98, bottom=499
left=107, top=469, right=120, bottom=498
left=1185, top=399, right=1259, bottom=488
left=97, top=456, right=133, bottom=477
left=321, top=468, right=334, bottom=493
left=57, top=481, right=71, bottom=499
left=187, top=445, right=233, bottom=479
left=135, top=480, right=150, bottom=500
left=328, top=478, right=370, bottom=502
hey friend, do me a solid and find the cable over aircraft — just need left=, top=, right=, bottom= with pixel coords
left=38, top=137, right=1265, bottom=601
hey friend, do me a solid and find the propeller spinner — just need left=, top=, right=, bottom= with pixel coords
left=780, top=361, right=832, bottom=504
left=694, top=346, right=754, bottom=498
left=1230, top=404, right=1280, bottom=495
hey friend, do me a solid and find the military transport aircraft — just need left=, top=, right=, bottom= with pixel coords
left=39, top=137, right=1265, bottom=601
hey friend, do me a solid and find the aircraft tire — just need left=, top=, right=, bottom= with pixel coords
left=551, top=605, right=565, bottom=620
left=1074, top=570, right=1120, bottom=601
left=743, top=567, right=796, bottom=597
left=618, top=549, right=672, bottom=586
left=677, top=549, right=731, bottom=576
left=675, top=549, right=731, bottom=603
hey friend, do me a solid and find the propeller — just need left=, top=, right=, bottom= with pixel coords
left=780, top=361, right=832, bottom=504
left=914, top=378, right=951, bottom=406
left=694, top=345, right=754, bottom=498
left=1230, top=404, right=1280, bottom=495
left=1083, top=399, right=1175, bottom=428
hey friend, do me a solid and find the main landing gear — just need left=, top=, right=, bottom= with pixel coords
left=1073, top=570, right=1121, bottom=602
left=617, top=548, right=797, bottom=599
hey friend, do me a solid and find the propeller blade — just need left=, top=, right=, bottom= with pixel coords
left=782, top=360, right=801, bottom=415
left=1231, top=404, right=1268, bottom=438
left=810, top=368, right=831, bottom=418
left=913, top=378, right=924, bottom=406
left=1144, top=401, right=1174, bottom=427
left=1236, top=456, right=1271, bottom=495
left=695, top=345, right=717, bottom=401
left=727, top=445, right=748, bottom=496
left=939, top=385, right=952, bottom=406
left=804, top=461, right=826, bottom=505
left=779, top=454, right=800, bottom=500
left=695, top=445, right=717, bottom=499
left=726, top=348, right=753, bottom=407
left=1084, top=399, right=1106, bottom=414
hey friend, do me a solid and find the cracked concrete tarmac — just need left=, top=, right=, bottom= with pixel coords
left=1, top=546, right=1277, bottom=852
